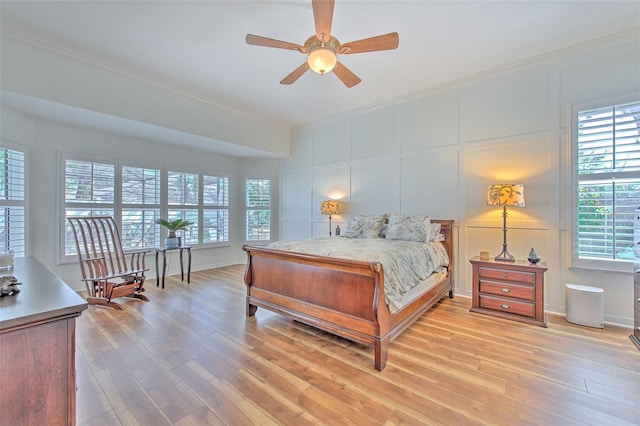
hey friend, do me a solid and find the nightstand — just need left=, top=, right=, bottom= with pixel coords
left=469, top=256, right=547, bottom=327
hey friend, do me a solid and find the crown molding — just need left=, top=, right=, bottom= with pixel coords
left=0, top=27, right=289, bottom=130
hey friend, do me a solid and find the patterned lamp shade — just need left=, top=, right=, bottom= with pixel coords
left=487, top=184, right=525, bottom=207
left=320, top=200, right=339, bottom=215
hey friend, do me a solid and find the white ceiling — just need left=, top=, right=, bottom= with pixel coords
left=1, top=1, right=639, bottom=153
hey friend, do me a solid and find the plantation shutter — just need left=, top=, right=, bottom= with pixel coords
left=0, top=146, right=25, bottom=256
left=203, top=175, right=229, bottom=243
left=65, top=160, right=115, bottom=203
left=576, top=101, right=640, bottom=260
left=121, top=166, right=161, bottom=249
left=64, top=159, right=115, bottom=255
left=246, top=179, right=271, bottom=241
left=167, top=171, right=199, bottom=245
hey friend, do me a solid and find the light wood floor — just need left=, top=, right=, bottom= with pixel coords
left=76, top=264, right=640, bottom=425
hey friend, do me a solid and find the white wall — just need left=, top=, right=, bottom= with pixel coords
left=1, top=31, right=290, bottom=158
left=281, top=31, right=640, bottom=326
left=0, top=107, right=279, bottom=290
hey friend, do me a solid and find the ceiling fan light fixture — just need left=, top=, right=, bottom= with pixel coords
left=307, top=46, right=337, bottom=75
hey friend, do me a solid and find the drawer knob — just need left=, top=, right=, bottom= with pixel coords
left=503, top=273, right=508, bottom=278
left=501, top=288, right=510, bottom=293
left=501, top=304, right=510, bottom=310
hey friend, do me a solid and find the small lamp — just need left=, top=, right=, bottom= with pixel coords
left=320, top=200, right=339, bottom=236
left=487, top=184, right=525, bottom=262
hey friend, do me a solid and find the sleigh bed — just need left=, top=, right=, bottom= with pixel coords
left=242, top=217, right=454, bottom=371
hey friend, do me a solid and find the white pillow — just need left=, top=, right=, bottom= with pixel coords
left=343, top=216, right=364, bottom=238
left=385, top=214, right=431, bottom=242
left=430, top=222, right=444, bottom=241
left=343, top=214, right=386, bottom=238
left=360, top=214, right=386, bottom=238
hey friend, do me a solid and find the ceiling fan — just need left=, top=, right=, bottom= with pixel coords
left=245, top=0, right=399, bottom=88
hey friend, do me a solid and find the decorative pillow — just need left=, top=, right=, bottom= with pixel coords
left=360, top=214, right=386, bottom=238
left=430, top=222, right=444, bottom=242
left=385, top=214, right=431, bottom=242
left=343, top=214, right=386, bottom=238
left=343, top=216, right=364, bottom=238
left=378, top=214, right=390, bottom=238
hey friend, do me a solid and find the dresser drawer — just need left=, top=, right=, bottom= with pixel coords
left=479, top=294, right=535, bottom=318
left=479, top=280, right=535, bottom=301
left=478, top=266, right=535, bottom=285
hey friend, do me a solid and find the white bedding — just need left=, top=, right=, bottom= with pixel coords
left=267, top=237, right=449, bottom=313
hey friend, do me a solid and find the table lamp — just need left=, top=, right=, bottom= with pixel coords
left=487, top=184, right=524, bottom=261
left=320, top=200, right=339, bottom=236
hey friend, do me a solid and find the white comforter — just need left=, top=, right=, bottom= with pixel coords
left=267, top=237, right=449, bottom=313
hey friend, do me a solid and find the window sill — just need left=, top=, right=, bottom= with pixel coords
left=570, top=258, right=634, bottom=274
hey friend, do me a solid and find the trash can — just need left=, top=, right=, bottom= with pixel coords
left=565, top=284, right=604, bottom=328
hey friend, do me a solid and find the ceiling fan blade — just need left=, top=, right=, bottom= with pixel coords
left=280, top=62, right=310, bottom=85
left=339, top=32, right=399, bottom=54
left=246, top=34, right=306, bottom=53
left=333, top=61, right=361, bottom=88
left=312, top=0, right=334, bottom=41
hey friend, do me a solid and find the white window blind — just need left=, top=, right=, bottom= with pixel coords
left=64, top=159, right=115, bottom=255
left=203, top=175, right=229, bottom=243
left=576, top=100, right=640, bottom=261
left=245, top=178, right=271, bottom=241
left=122, top=165, right=161, bottom=249
left=168, top=171, right=198, bottom=205
left=167, top=171, right=199, bottom=245
left=62, top=158, right=231, bottom=259
left=0, top=145, right=25, bottom=257
left=65, top=160, right=115, bottom=204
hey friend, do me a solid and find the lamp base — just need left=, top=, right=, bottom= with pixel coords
left=495, top=205, right=515, bottom=261
left=494, top=249, right=515, bottom=262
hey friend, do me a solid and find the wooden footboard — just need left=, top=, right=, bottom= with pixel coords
left=242, top=219, right=454, bottom=371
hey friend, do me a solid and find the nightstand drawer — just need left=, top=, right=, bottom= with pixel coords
left=479, top=295, right=535, bottom=318
left=479, top=280, right=535, bottom=301
left=478, top=266, right=535, bottom=285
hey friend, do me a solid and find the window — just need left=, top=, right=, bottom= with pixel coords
left=574, top=100, right=640, bottom=264
left=245, top=178, right=271, bottom=241
left=63, top=157, right=230, bottom=259
left=121, top=166, right=161, bottom=249
left=203, top=175, right=229, bottom=243
left=64, top=158, right=115, bottom=255
left=0, top=144, right=26, bottom=257
left=167, top=171, right=199, bottom=245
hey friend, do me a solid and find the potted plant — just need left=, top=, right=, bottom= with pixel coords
left=155, top=218, right=193, bottom=248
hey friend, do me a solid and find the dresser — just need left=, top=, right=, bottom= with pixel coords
left=470, top=256, right=547, bottom=327
left=631, top=208, right=640, bottom=350
left=0, top=257, right=88, bottom=425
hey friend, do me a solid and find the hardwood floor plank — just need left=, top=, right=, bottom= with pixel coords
left=75, top=350, right=115, bottom=424
left=173, top=405, right=226, bottom=426
left=178, top=360, right=279, bottom=425
left=114, top=342, right=206, bottom=423
left=184, top=335, right=317, bottom=424
left=75, top=264, right=640, bottom=426
left=259, top=323, right=502, bottom=424
left=584, top=378, right=640, bottom=407
left=506, top=381, right=640, bottom=426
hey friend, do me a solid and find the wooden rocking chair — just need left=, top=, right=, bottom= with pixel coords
left=68, top=216, right=149, bottom=310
